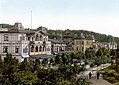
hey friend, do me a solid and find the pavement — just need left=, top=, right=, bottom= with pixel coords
left=89, top=79, right=112, bottom=85
left=77, top=63, right=112, bottom=85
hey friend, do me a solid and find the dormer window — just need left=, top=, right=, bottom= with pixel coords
left=4, top=34, right=8, bottom=41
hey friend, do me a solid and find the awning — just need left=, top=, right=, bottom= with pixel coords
left=30, top=54, right=52, bottom=59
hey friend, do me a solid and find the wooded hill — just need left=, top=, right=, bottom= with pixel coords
left=0, top=24, right=14, bottom=28
left=48, top=29, right=119, bottom=48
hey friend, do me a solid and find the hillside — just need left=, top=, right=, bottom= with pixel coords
left=0, top=24, right=14, bottom=28
left=48, top=29, right=119, bottom=48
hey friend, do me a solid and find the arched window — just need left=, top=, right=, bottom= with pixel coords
left=76, top=47, right=78, bottom=51
left=40, top=35, right=42, bottom=41
left=35, top=46, right=38, bottom=52
left=43, top=46, right=46, bottom=51
left=47, top=46, right=50, bottom=51
left=35, top=34, right=39, bottom=41
left=31, top=45, right=34, bottom=52
left=28, top=37, right=30, bottom=41
left=39, top=46, right=42, bottom=52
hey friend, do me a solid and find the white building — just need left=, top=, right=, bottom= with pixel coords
left=0, top=23, right=52, bottom=62
left=0, top=22, right=29, bottom=62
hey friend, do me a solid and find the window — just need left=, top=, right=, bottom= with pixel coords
left=4, top=34, right=8, bottom=41
left=31, top=45, right=34, bottom=52
left=47, top=47, right=50, bottom=51
left=43, top=46, right=46, bottom=51
left=39, top=46, right=42, bottom=52
left=28, top=37, right=30, bottom=41
left=15, top=46, right=19, bottom=53
left=35, top=46, right=38, bottom=52
left=23, top=46, right=28, bottom=53
left=82, top=47, right=84, bottom=51
left=35, top=34, right=39, bottom=41
left=76, top=47, right=78, bottom=51
left=3, top=46, right=8, bottom=53
left=40, top=35, right=42, bottom=41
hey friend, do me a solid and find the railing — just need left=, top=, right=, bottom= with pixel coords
left=30, top=51, right=46, bottom=55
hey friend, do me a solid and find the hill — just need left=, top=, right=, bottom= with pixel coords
left=0, top=24, right=14, bottom=28
left=48, top=29, right=119, bottom=48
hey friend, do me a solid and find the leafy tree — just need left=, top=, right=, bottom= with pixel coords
left=50, top=58, right=54, bottom=64
left=96, top=48, right=103, bottom=57
left=76, top=78, right=90, bottom=85
left=94, top=57, right=102, bottom=66
left=62, top=53, right=68, bottom=65
left=55, top=54, right=62, bottom=65
left=19, top=59, right=30, bottom=71
left=42, top=58, right=48, bottom=67
left=12, top=70, right=38, bottom=84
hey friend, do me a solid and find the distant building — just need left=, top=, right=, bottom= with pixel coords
left=73, top=33, right=86, bottom=52
left=96, top=41, right=117, bottom=50
left=108, top=38, right=117, bottom=49
left=63, top=29, right=74, bottom=51
left=49, top=39, right=66, bottom=54
left=73, top=33, right=95, bottom=52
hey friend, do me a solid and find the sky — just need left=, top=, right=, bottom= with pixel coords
left=0, top=0, right=119, bottom=37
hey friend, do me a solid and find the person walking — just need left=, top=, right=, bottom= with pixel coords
left=97, top=71, right=100, bottom=79
left=89, top=72, right=92, bottom=79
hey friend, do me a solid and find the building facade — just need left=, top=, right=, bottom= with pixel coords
left=27, top=26, right=52, bottom=59
left=0, top=23, right=29, bottom=62
left=0, top=23, right=51, bottom=62
left=73, top=34, right=95, bottom=52
left=49, top=39, right=66, bottom=54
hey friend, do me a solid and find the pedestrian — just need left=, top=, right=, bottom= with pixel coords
left=89, top=72, right=92, bottom=79
left=97, top=71, right=100, bottom=79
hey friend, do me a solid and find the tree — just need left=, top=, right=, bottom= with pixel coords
left=96, top=48, right=103, bottom=57
left=12, top=70, right=38, bottom=84
left=94, top=57, right=102, bottom=66
left=76, top=78, right=90, bottom=85
left=42, top=58, right=48, bottom=67
left=19, top=59, right=30, bottom=71
left=62, top=53, right=68, bottom=65
left=55, top=54, right=62, bottom=65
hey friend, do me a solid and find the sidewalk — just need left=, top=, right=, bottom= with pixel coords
left=77, top=63, right=112, bottom=85
left=89, top=79, right=112, bottom=85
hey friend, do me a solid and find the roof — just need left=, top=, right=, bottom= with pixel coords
left=74, top=33, right=85, bottom=39
left=85, top=35, right=94, bottom=40
left=49, top=39, right=66, bottom=44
